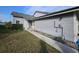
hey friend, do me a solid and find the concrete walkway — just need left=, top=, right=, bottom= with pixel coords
left=28, top=30, right=78, bottom=53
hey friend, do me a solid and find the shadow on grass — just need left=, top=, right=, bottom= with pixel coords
left=40, top=40, right=48, bottom=53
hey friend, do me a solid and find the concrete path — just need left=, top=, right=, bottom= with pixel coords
left=28, top=30, right=78, bottom=53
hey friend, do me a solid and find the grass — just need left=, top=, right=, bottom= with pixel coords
left=0, top=30, right=60, bottom=53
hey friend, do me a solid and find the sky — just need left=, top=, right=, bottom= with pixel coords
left=0, top=6, right=74, bottom=22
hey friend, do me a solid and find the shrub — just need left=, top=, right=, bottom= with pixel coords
left=0, top=25, right=11, bottom=33
left=12, top=24, right=23, bottom=30
left=0, top=25, right=6, bottom=29
left=0, top=21, right=23, bottom=33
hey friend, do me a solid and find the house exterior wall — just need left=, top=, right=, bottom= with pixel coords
left=73, top=14, right=79, bottom=42
left=12, top=17, right=29, bottom=30
left=33, top=14, right=76, bottom=42
left=34, top=18, right=62, bottom=37
left=12, top=17, right=24, bottom=24
left=23, top=19, right=29, bottom=30
left=60, top=15, right=74, bottom=42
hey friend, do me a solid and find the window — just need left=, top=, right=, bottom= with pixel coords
left=16, top=21, right=19, bottom=24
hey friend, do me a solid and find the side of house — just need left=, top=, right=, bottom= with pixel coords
left=33, top=13, right=75, bottom=42
left=30, top=11, right=49, bottom=30
left=11, top=7, right=79, bottom=43
left=12, top=16, right=29, bottom=30
left=32, top=7, right=79, bottom=43
left=74, top=12, right=79, bottom=42
left=11, top=12, right=33, bottom=30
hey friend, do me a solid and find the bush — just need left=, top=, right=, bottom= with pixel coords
left=5, top=22, right=23, bottom=30
left=0, top=25, right=6, bottom=29
left=12, top=24, right=23, bottom=30
left=0, top=22, right=23, bottom=33
left=0, top=25, right=11, bottom=33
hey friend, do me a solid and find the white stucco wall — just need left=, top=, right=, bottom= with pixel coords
left=34, top=18, right=62, bottom=37
left=34, top=14, right=76, bottom=42
left=12, top=17, right=29, bottom=30
left=12, top=17, right=24, bottom=24
left=73, top=14, right=79, bottom=43
left=60, top=15, right=74, bottom=42
left=23, top=20, right=29, bottom=30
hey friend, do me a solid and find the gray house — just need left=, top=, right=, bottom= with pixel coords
left=11, top=7, right=79, bottom=43
left=11, top=12, right=34, bottom=30
left=31, top=7, right=79, bottom=43
left=11, top=11, right=49, bottom=30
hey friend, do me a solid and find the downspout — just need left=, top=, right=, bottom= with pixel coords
left=54, top=18, right=65, bottom=40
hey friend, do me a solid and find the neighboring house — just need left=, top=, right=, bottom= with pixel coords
left=11, top=12, right=34, bottom=30
left=11, top=7, right=79, bottom=43
left=11, top=11, right=49, bottom=30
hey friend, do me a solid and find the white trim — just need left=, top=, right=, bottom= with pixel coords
left=38, top=8, right=79, bottom=19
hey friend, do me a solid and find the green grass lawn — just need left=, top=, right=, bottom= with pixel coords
left=0, top=31, right=60, bottom=53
